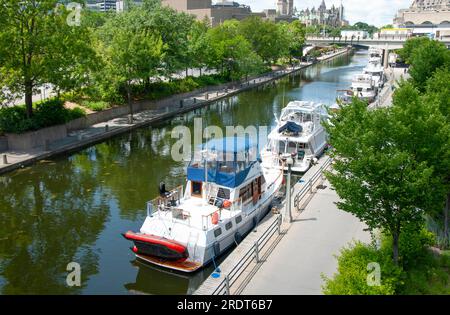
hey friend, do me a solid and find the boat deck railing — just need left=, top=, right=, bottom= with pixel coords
left=200, top=198, right=243, bottom=231
left=146, top=185, right=184, bottom=217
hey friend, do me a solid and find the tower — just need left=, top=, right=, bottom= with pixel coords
left=288, top=0, right=294, bottom=15
left=277, top=0, right=288, bottom=15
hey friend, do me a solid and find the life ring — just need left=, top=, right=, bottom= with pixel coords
left=223, top=200, right=232, bottom=209
left=211, top=212, right=220, bottom=225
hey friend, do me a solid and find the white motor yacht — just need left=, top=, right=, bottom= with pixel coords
left=261, top=101, right=329, bottom=173
left=350, top=73, right=377, bottom=103
left=123, top=137, right=284, bottom=273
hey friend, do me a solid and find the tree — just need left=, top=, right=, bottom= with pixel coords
left=408, top=40, right=450, bottom=91
left=142, top=4, right=195, bottom=78
left=278, top=21, right=306, bottom=64
left=397, top=36, right=431, bottom=65
left=98, top=8, right=163, bottom=119
left=187, top=19, right=210, bottom=76
left=204, top=20, right=263, bottom=80
left=238, top=16, right=285, bottom=64
left=423, top=68, right=450, bottom=248
left=0, top=1, right=93, bottom=117
left=44, top=8, right=98, bottom=98
left=325, top=95, right=447, bottom=264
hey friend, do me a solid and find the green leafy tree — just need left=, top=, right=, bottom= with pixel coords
left=238, top=16, right=286, bottom=64
left=408, top=40, right=450, bottom=91
left=423, top=69, right=450, bottom=248
left=142, top=4, right=195, bottom=78
left=97, top=8, right=164, bottom=118
left=0, top=1, right=93, bottom=116
left=205, top=20, right=262, bottom=80
left=187, top=19, right=210, bottom=76
left=278, top=21, right=306, bottom=64
left=325, top=95, right=447, bottom=264
left=397, top=36, right=431, bottom=64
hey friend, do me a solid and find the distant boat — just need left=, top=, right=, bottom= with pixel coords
left=123, top=137, right=284, bottom=273
left=261, top=101, right=329, bottom=173
left=364, top=52, right=386, bottom=89
left=350, top=73, right=377, bottom=103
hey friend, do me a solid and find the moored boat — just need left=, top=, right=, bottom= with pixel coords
left=261, top=101, right=329, bottom=173
left=123, top=137, right=284, bottom=272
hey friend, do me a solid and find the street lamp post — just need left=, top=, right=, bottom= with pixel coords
left=282, top=153, right=294, bottom=223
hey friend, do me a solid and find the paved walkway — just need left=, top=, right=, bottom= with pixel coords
left=369, top=67, right=410, bottom=109
left=241, top=179, right=371, bottom=295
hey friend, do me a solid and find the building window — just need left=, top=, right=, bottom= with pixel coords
left=191, top=181, right=202, bottom=197
left=225, top=222, right=233, bottom=231
left=214, top=228, right=222, bottom=238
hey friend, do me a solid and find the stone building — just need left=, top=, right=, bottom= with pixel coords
left=393, top=0, right=450, bottom=38
left=394, top=0, right=450, bottom=25
left=277, top=0, right=294, bottom=16
left=161, top=0, right=265, bottom=26
left=298, top=0, right=348, bottom=27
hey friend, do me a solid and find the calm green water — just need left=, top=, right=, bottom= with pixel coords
left=0, top=50, right=368, bottom=295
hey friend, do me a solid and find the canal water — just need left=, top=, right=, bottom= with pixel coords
left=0, top=50, right=368, bottom=295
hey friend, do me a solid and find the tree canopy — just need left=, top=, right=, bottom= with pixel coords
left=0, top=4, right=307, bottom=111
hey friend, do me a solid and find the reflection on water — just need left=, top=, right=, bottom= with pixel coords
left=0, top=50, right=368, bottom=295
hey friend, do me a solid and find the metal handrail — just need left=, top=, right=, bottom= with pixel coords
left=293, top=156, right=332, bottom=210
left=211, top=214, right=282, bottom=295
left=208, top=158, right=333, bottom=295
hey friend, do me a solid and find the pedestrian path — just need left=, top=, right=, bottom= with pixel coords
left=369, top=67, right=410, bottom=109
left=241, top=178, right=371, bottom=295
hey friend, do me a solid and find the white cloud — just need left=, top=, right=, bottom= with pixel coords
left=230, top=0, right=413, bottom=27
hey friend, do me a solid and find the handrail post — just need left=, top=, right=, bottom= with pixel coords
left=225, top=275, right=230, bottom=295
left=278, top=215, right=282, bottom=234
left=254, top=241, right=260, bottom=263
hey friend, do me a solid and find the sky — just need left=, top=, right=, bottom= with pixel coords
left=226, top=0, right=413, bottom=27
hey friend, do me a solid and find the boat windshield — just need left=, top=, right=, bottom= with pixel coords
left=187, top=137, right=259, bottom=188
left=281, top=109, right=312, bottom=123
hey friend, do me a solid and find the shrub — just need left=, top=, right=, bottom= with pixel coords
left=382, top=225, right=436, bottom=269
left=0, top=99, right=85, bottom=134
left=81, top=100, right=110, bottom=112
left=322, top=242, right=403, bottom=295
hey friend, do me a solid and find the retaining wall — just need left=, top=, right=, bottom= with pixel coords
left=0, top=136, right=8, bottom=152
left=6, top=124, right=67, bottom=151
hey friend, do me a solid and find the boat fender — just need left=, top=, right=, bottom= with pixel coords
left=213, top=242, right=220, bottom=257
left=234, top=232, right=243, bottom=244
left=212, top=212, right=220, bottom=225
left=252, top=216, right=258, bottom=230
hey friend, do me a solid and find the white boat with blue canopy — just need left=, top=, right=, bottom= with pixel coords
left=123, top=137, right=284, bottom=272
